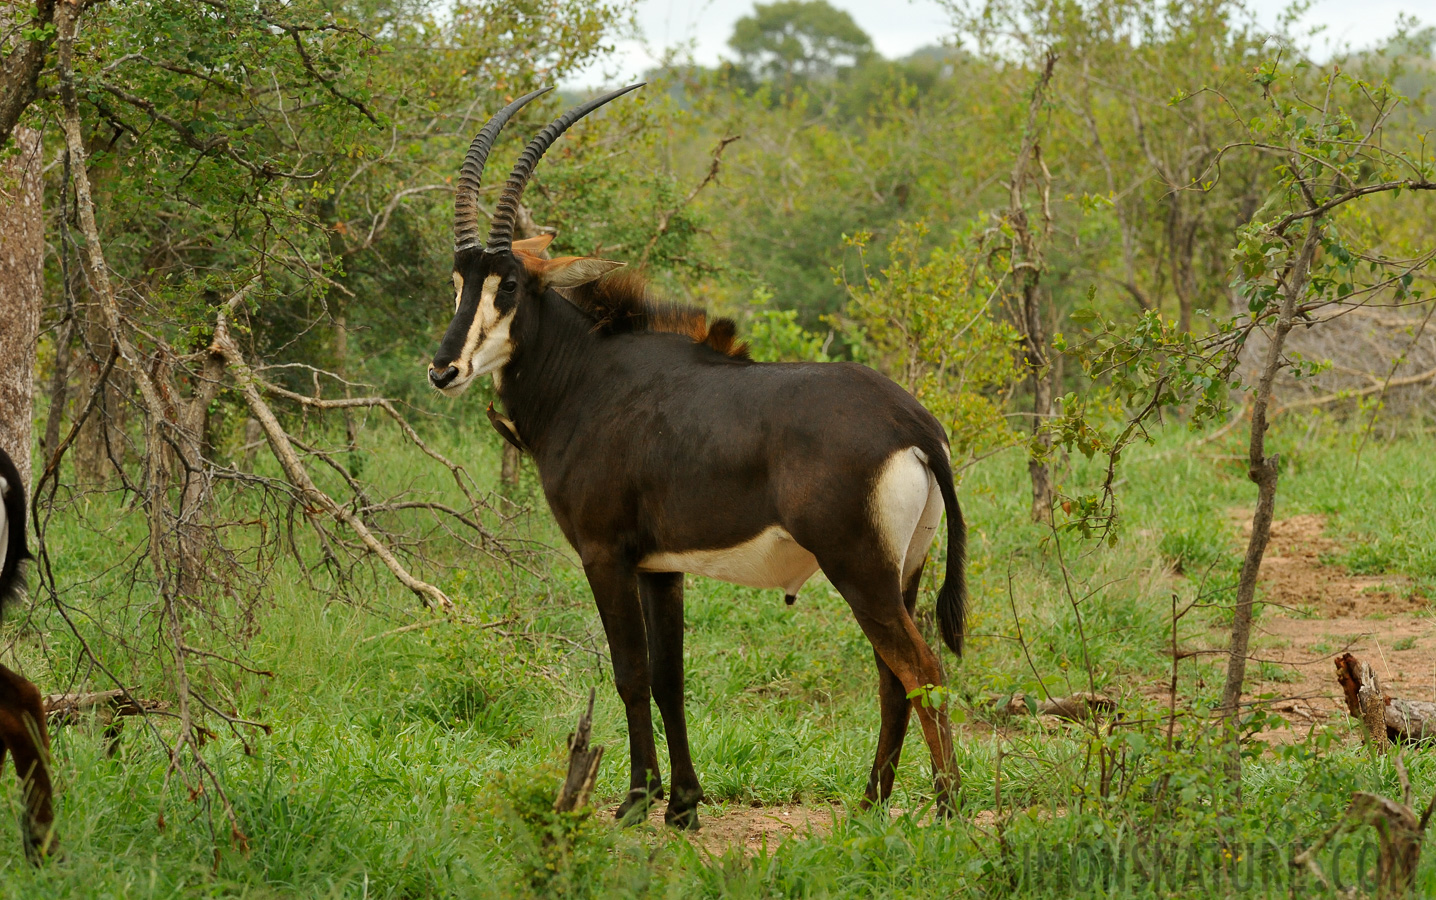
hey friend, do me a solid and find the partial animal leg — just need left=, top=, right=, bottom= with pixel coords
left=0, top=665, right=56, bottom=862
left=639, top=572, right=702, bottom=830
left=581, top=552, right=663, bottom=822
left=861, top=563, right=924, bottom=808
left=826, top=562, right=958, bottom=816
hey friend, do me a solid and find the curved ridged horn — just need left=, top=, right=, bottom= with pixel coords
left=454, top=87, right=552, bottom=253
left=485, top=82, right=645, bottom=253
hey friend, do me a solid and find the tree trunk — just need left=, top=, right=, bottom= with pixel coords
left=39, top=307, right=74, bottom=468
left=1023, top=288, right=1054, bottom=522
left=0, top=126, right=43, bottom=486
left=500, top=442, right=521, bottom=487
left=1219, top=220, right=1322, bottom=786
left=1006, top=54, right=1058, bottom=524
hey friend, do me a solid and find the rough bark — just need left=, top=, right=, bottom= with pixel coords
left=0, top=126, right=43, bottom=486
left=1355, top=660, right=1392, bottom=753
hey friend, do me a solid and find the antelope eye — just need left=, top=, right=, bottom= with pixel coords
left=500, top=279, right=517, bottom=294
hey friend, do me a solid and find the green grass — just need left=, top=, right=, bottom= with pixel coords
left=1, top=417, right=1435, bottom=896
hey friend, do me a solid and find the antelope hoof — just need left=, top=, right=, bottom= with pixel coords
left=934, top=786, right=959, bottom=820
left=616, top=786, right=661, bottom=825
left=24, top=831, right=59, bottom=866
left=665, top=787, right=703, bottom=831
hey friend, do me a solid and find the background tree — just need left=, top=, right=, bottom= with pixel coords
left=0, top=126, right=42, bottom=486
left=728, top=0, right=875, bottom=88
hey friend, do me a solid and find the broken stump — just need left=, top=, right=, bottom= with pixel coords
left=553, top=689, right=604, bottom=814
left=1336, top=654, right=1436, bottom=745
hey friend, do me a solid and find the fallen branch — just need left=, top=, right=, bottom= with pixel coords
left=1336, top=653, right=1436, bottom=744
left=994, top=691, right=1117, bottom=722
left=44, top=690, right=170, bottom=756
left=209, top=305, right=451, bottom=610
left=1275, top=365, right=1436, bottom=415
left=44, top=690, right=168, bottom=722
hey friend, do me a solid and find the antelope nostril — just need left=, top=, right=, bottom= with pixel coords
left=429, top=365, right=459, bottom=388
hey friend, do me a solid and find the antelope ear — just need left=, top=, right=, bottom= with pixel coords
left=512, top=233, right=555, bottom=255
left=536, top=256, right=626, bottom=288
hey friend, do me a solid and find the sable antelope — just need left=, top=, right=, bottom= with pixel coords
left=0, top=446, right=56, bottom=861
left=428, top=85, right=967, bottom=828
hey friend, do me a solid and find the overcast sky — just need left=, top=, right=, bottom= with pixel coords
left=564, top=0, right=1427, bottom=87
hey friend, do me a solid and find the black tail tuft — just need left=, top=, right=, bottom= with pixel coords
left=925, top=444, right=967, bottom=658
left=0, top=446, right=32, bottom=622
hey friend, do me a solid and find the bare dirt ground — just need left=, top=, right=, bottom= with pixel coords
left=1225, top=512, right=1431, bottom=741
left=612, top=800, right=975, bottom=855
left=613, top=512, right=1430, bottom=852
left=646, top=802, right=839, bottom=854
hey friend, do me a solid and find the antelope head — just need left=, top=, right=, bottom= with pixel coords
left=428, top=84, right=642, bottom=395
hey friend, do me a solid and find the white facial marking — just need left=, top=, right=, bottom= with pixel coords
left=872, top=447, right=944, bottom=580
left=452, top=272, right=464, bottom=312
left=440, top=274, right=515, bottom=395
left=639, top=526, right=819, bottom=595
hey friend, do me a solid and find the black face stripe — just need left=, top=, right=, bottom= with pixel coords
left=430, top=251, right=529, bottom=373
left=433, top=290, right=479, bottom=368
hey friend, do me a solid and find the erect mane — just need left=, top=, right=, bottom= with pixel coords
left=563, top=270, right=750, bottom=360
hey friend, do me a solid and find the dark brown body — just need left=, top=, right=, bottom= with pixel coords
left=0, top=446, right=56, bottom=861
left=441, top=272, right=967, bottom=827
left=428, top=86, right=966, bottom=828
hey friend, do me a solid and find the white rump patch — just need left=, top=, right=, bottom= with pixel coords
left=872, top=447, right=944, bottom=579
left=638, top=526, right=819, bottom=595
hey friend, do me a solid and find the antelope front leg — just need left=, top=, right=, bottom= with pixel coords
left=582, top=551, right=663, bottom=822
left=640, top=572, right=703, bottom=830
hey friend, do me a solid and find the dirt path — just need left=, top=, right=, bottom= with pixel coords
left=613, top=800, right=971, bottom=855
left=614, top=513, right=1429, bottom=851
left=1230, top=513, right=1432, bottom=740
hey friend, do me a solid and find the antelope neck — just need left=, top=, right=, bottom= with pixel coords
left=494, top=289, right=603, bottom=457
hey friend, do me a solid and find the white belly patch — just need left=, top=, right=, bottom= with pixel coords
left=638, top=525, right=819, bottom=595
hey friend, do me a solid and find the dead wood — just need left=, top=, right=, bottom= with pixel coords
left=209, top=302, right=452, bottom=610
left=45, top=690, right=169, bottom=755
left=1295, top=783, right=1433, bottom=899
left=1039, top=692, right=1117, bottom=721
left=553, top=689, right=604, bottom=814
left=993, top=692, right=1117, bottom=722
left=1337, top=653, right=1436, bottom=744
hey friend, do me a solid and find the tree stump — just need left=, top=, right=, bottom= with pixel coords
left=1336, top=654, right=1436, bottom=744
left=553, top=689, right=604, bottom=814
left=1295, top=789, right=1432, bottom=900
